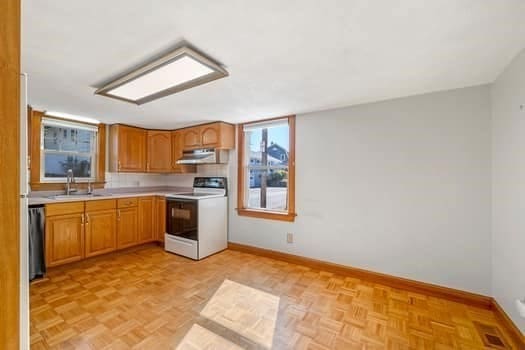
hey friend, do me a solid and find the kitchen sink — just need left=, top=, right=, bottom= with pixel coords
left=48, top=193, right=111, bottom=200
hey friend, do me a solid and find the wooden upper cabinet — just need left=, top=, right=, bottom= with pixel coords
left=199, top=122, right=234, bottom=149
left=147, top=130, right=171, bottom=173
left=109, top=122, right=233, bottom=173
left=180, top=122, right=235, bottom=150
left=200, top=123, right=220, bottom=147
left=138, top=196, right=155, bottom=244
left=109, top=124, right=147, bottom=172
left=181, top=127, right=201, bottom=149
left=171, top=130, right=197, bottom=173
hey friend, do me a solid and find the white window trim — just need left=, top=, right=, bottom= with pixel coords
left=40, top=118, right=98, bottom=183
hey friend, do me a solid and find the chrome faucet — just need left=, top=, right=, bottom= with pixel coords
left=65, top=169, right=77, bottom=195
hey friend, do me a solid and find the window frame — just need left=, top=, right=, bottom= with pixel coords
left=29, top=109, right=107, bottom=191
left=40, top=117, right=99, bottom=183
left=237, top=115, right=296, bottom=222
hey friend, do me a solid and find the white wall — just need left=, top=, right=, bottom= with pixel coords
left=491, top=49, right=525, bottom=331
left=229, top=85, right=492, bottom=295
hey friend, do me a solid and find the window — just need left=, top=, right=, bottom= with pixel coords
left=237, top=115, right=296, bottom=221
left=40, top=117, right=98, bottom=182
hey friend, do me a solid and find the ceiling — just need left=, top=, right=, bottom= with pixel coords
left=23, top=0, right=525, bottom=129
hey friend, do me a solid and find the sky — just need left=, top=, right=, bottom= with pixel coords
left=249, top=125, right=289, bottom=152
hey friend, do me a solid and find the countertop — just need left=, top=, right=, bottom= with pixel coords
left=28, top=186, right=193, bottom=206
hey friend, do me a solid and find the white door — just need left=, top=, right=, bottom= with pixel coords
left=20, top=73, right=29, bottom=350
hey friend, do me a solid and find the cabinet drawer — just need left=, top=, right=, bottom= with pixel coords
left=117, top=197, right=138, bottom=208
left=85, top=199, right=116, bottom=212
left=45, top=202, right=85, bottom=216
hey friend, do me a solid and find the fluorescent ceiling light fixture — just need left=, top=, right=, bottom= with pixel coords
left=95, top=45, right=228, bottom=105
left=44, top=111, right=100, bottom=124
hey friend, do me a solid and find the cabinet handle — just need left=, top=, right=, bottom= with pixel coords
left=117, top=209, right=121, bottom=220
left=86, top=214, right=89, bottom=224
left=147, top=162, right=150, bottom=170
left=118, top=160, right=121, bottom=171
left=81, top=214, right=85, bottom=225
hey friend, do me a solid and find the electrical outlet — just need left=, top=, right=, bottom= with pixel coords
left=287, top=233, right=293, bottom=244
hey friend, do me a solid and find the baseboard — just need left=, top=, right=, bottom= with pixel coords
left=490, top=298, right=525, bottom=348
left=227, top=242, right=492, bottom=309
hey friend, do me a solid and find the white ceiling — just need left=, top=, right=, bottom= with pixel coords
left=23, top=0, right=525, bottom=129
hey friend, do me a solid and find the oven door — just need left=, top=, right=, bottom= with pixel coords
left=166, top=198, right=198, bottom=241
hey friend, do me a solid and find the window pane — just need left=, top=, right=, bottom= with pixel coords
left=43, top=125, right=95, bottom=152
left=244, top=120, right=290, bottom=212
left=44, top=153, right=92, bottom=178
left=245, top=123, right=289, bottom=167
left=247, top=167, right=288, bottom=211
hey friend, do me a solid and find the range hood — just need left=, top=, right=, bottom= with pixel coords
left=176, top=148, right=229, bottom=165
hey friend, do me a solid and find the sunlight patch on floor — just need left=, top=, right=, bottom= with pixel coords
left=176, top=324, right=244, bottom=350
left=200, top=279, right=280, bottom=349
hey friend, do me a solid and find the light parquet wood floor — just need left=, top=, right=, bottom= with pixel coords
left=30, top=244, right=518, bottom=349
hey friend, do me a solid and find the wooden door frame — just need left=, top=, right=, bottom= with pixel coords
left=0, top=0, right=21, bottom=349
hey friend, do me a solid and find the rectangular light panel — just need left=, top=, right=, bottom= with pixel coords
left=95, top=46, right=228, bottom=105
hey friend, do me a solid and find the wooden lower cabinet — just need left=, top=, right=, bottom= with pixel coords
left=44, top=196, right=167, bottom=267
left=138, top=196, right=155, bottom=243
left=85, top=209, right=117, bottom=257
left=45, top=213, right=85, bottom=267
left=156, top=197, right=166, bottom=242
left=117, top=207, right=138, bottom=249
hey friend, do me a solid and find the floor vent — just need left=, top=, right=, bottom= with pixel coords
left=473, top=321, right=510, bottom=349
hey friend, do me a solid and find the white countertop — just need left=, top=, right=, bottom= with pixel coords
left=28, top=187, right=192, bottom=206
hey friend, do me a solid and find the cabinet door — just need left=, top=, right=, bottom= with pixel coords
left=156, top=197, right=166, bottom=242
left=200, top=124, right=220, bottom=147
left=181, top=127, right=201, bottom=149
left=118, top=125, right=147, bottom=172
left=117, top=207, right=138, bottom=249
left=171, top=130, right=197, bottom=173
left=147, top=130, right=171, bottom=173
left=45, top=213, right=85, bottom=267
left=138, top=197, right=155, bottom=243
left=85, top=209, right=117, bottom=258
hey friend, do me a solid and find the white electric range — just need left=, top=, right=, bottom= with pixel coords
left=164, top=177, right=228, bottom=260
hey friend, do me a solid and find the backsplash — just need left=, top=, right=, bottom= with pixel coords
left=104, top=172, right=177, bottom=188
left=105, top=164, right=229, bottom=189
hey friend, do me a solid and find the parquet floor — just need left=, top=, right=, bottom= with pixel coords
left=30, top=244, right=518, bottom=349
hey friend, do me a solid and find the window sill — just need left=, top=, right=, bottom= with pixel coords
left=30, top=181, right=106, bottom=191
left=236, top=208, right=296, bottom=222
